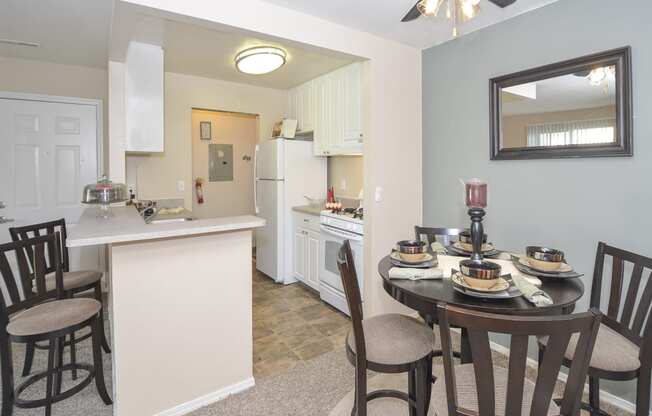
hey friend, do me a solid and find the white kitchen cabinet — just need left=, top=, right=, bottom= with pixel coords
left=289, top=62, right=364, bottom=156
left=293, top=228, right=307, bottom=283
left=306, top=230, right=320, bottom=289
left=300, top=81, right=313, bottom=132
left=125, top=42, right=164, bottom=152
left=343, top=63, right=364, bottom=147
left=292, top=211, right=321, bottom=291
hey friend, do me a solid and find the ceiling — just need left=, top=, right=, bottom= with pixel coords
left=258, top=0, right=562, bottom=49
left=0, top=0, right=113, bottom=68
left=503, top=71, right=616, bottom=115
left=110, top=2, right=360, bottom=89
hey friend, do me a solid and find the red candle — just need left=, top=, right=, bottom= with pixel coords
left=465, top=179, right=487, bottom=208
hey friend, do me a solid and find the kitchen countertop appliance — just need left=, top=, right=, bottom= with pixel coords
left=81, top=175, right=128, bottom=218
left=319, top=210, right=364, bottom=315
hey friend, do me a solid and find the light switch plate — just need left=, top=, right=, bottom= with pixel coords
left=374, top=186, right=383, bottom=202
left=340, top=179, right=347, bottom=191
left=177, top=180, right=185, bottom=192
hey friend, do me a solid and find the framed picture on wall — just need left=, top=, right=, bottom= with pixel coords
left=200, top=121, right=212, bottom=141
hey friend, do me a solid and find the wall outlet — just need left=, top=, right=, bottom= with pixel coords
left=177, top=180, right=185, bottom=192
left=340, top=179, right=347, bottom=191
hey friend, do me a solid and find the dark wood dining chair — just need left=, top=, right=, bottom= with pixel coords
left=539, top=242, right=652, bottom=416
left=414, top=225, right=464, bottom=359
left=9, top=219, right=111, bottom=380
left=436, top=302, right=601, bottom=416
left=0, top=233, right=112, bottom=416
left=414, top=226, right=464, bottom=248
left=337, top=240, right=433, bottom=416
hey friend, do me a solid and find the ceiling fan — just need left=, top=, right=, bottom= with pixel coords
left=401, top=0, right=518, bottom=37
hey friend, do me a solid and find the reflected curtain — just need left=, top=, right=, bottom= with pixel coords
left=526, top=118, right=615, bottom=147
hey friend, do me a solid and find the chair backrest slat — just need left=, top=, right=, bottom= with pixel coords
left=10, top=219, right=70, bottom=276
left=531, top=332, right=571, bottom=416
left=505, top=334, right=528, bottom=416
left=336, top=241, right=365, bottom=365
left=607, top=256, right=624, bottom=319
left=414, top=226, right=464, bottom=247
left=621, top=264, right=644, bottom=326
left=0, top=234, right=65, bottom=319
left=437, top=303, right=601, bottom=416
left=467, top=329, right=495, bottom=416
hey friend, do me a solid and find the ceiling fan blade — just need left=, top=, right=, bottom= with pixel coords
left=401, top=2, right=422, bottom=22
left=487, top=0, right=517, bottom=7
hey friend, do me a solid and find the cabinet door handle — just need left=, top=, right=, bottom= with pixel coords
left=303, top=219, right=309, bottom=222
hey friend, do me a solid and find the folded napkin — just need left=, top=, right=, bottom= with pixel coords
left=512, top=274, right=553, bottom=307
left=388, top=267, right=445, bottom=281
left=431, top=242, right=448, bottom=255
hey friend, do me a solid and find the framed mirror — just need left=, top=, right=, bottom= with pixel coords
left=490, top=47, right=632, bottom=160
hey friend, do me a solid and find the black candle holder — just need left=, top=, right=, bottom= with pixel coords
left=468, top=207, right=486, bottom=263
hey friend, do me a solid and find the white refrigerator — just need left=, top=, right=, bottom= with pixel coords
left=255, top=138, right=326, bottom=283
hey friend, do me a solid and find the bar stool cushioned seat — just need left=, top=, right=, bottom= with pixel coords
left=7, top=298, right=101, bottom=337
left=40, top=270, right=103, bottom=292
left=346, top=314, right=435, bottom=366
left=538, top=323, right=640, bottom=373
left=432, top=364, right=560, bottom=416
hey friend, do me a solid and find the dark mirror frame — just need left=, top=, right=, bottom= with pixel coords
left=490, top=46, right=633, bottom=160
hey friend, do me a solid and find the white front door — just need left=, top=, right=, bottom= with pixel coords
left=0, top=95, right=100, bottom=270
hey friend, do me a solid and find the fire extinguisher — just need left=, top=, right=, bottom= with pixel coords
left=195, top=178, right=204, bottom=204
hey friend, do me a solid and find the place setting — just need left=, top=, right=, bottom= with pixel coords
left=445, top=229, right=501, bottom=258
left=388, top=240, right=445, bottom=281
left=510, top=246, right=584, bottom=279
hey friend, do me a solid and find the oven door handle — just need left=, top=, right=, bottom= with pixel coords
left=320, top=225, right=363, bottom=242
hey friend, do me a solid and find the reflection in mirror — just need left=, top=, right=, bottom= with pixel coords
left=501, top=66, right=616, bottom=149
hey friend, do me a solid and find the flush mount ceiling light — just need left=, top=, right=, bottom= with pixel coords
left=235, top=46, right=286, bottom=75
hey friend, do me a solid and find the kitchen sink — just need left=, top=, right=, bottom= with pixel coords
left=149, top=217, right=194, bottom=224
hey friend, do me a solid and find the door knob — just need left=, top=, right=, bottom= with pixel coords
left=0, top=216, right=14, bottom=224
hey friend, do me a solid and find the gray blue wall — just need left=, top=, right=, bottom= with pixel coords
left=422, top=0, right=652, bottom=405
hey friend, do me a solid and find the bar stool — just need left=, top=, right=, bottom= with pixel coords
left=337, top=240, right=433, bottom=416
left=9, top=219, right=111, bottom=379
left=0, top=233, right=112, bottom=416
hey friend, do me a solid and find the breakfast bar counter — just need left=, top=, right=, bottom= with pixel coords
left=68, top=206, right=265, bottom=416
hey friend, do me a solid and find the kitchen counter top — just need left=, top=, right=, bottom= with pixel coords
left=292, top=205, right=323, bottom=216
left=67, top=206, right=265, bottom=248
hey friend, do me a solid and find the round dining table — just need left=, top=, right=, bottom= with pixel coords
left=378, top=253, right=585, bottom=363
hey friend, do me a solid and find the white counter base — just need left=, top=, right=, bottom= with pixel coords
left=109, top=230, right=254, bottom=416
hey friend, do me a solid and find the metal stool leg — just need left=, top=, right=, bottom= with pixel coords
left=91, top=317, right=112, bottom=405
left=94, top=283, right=111, bottom=353
left=44, top=340, right=57, bottom=416
left=21, top=341, right=35, bottom=377
left=1, top=332, right=14, bottom=416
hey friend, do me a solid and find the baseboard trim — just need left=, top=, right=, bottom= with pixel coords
left=155, top=377, right=255, bottom=416
left=488, top=341, right=643, bottom=416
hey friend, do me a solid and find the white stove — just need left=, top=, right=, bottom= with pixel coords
left=319, top=210, right=364, bottom=316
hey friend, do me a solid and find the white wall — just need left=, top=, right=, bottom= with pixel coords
left=125, top=71, right=287, bottom=208
left=0, top=56, right=109, bottom=170
left=119, top=0, right=423, bottom=317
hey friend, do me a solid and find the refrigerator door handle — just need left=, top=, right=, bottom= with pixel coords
left=254, top=145, right=260, bottom=214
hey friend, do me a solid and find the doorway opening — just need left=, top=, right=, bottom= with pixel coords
left=190, top=108, right=259, bottom=219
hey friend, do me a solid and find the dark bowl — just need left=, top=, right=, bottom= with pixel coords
left=459, top=259, right=502, bottom=280
left=526, top=246, right=565, bottom=262
left=459, top=230, right=487, bottom=244
left=396, top=240, right=427, bottom=254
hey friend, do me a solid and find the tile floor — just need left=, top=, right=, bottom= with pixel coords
left=252, top=269, right=351, bottom=378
